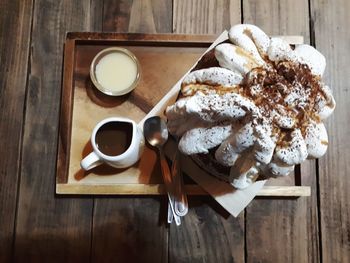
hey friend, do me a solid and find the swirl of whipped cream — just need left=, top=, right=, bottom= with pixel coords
left=166, top=24, right=336, bottom=189
left=215, top=43, right=263, bottom=74
left=228, top=24, right=270, bottom=65
left=181, top=67, right=242, bottom=96
left=268, top=38, right=326, bottom=76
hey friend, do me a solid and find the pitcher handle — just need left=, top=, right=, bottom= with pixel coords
left=81, top=152, right=102, bottom=171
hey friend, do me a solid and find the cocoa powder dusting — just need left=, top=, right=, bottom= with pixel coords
left=243, top=61, right=325, bottom=144
left=182, top=52, right=328, bottom=146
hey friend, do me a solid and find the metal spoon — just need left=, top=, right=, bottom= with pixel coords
left=171, top=145, right=188, bottom=216
left=143, top=116, right=181, bottom=226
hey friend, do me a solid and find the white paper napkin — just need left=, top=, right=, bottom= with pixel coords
left=178, top=150, right=266, bottom=217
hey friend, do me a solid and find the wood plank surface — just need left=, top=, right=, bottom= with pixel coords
left=243, top=0, right=310, bottom=37
left=0, top=0, right=33, bottom=261
left=301, top=159, right=320, bottom=262
left=170, top=1, right=244, bottom=262
left=92, top=197, right=168, bottom=263
left=103, top=0, right=172, bottom=33
left=311, top=0, right=350, bottom=261
left=0, top=0, right=348, bottom=262
left=168, top=197, right=245, bottom=263
left=90, top=1, right=172, bottom=262
left=13, top=1, right=95, bottom=261
left=243, top=0, right=321, bottom=262
left=173, top=0, right=241, bottom=34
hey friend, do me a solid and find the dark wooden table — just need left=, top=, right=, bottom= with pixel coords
left=1, top=0, right=349, bottom=262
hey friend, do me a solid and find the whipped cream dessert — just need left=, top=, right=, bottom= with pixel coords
left=166, top=24, right=335, bottom=189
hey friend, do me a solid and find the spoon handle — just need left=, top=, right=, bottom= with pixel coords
left=172, top=149, right=188, bottom=216
left=167, top=202, right=173, bottom=223
left=159, top=148, right=181, bottom=226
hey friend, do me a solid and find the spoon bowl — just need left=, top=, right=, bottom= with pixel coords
left=143, top=116, right=168, bottom=147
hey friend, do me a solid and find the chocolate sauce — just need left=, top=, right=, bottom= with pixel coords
left=95, top=121, right=133, bottom=156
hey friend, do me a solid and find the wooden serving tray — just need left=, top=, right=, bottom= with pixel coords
left=56, top=32, right=310, bottom=197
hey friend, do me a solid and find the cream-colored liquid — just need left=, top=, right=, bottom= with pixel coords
left=95, top=52, right=137, bottom=93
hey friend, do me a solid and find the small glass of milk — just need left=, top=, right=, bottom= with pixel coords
left=90, top=47, right=140, bottom=96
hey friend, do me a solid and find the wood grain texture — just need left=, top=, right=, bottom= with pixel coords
left=56, top=38, right=75, bottom=184
left=90, top=1, right=172, bottom=262
left=171, top=2, right=245, bottom=262
left=173, top=0, right=241, bottom=34
left=13, top=0, right=96, bottom=261
left=103, top=0, right=172, bottom=33
left=243, top=0, right=320, bottom=262
left=243, top=0, right=310, bottom=39
left=91, top=197, right=168, bottom=263
left=301, top=160, right=320, bottom=262
left=0, top=0, right=33, bottom=261
left=311, top=0, right=350, bottom=261
left=1, top=1, right=346, bottom=261
left=169, top=197, right=244, bottom=263
left=246, top=199, right=311, bottom=262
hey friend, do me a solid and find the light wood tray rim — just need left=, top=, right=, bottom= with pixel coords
left=56, top=184, right=310, bottom=196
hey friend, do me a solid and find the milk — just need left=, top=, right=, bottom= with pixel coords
left=95, top=52, right=137, bottom=93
